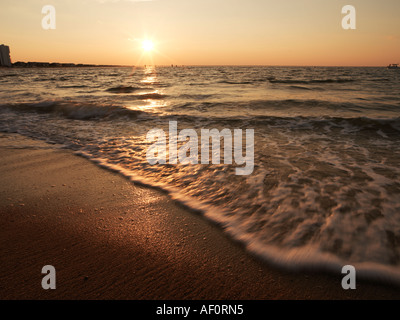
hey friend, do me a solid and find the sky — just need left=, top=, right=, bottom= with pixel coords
left=0, top=0, right=399, bottom=66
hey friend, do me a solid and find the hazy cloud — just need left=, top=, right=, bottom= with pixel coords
left=96, top=0, right=153, bottom=3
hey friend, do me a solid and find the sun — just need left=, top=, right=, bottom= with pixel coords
left=142, top=40, right=154, bottom=52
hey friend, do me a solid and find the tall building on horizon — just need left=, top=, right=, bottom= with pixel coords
left=0, top=44, right=12, bottom=67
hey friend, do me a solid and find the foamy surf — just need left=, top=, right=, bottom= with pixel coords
left=73, top=149, right=400, bottom=287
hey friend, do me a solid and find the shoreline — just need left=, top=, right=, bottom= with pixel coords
left=1, top=133, right=400, bottom=300
left=10, top=62, right=129, bottom=68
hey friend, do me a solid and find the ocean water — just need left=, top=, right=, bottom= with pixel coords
left=1, top=66, right=400, bottom=284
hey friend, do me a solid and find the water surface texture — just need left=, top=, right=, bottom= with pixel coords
left=1, top=66, right=400, bottom=283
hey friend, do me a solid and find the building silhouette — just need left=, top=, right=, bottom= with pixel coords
left=0, top=44, right=12, bottom=67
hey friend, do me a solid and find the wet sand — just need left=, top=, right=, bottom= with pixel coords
left=1, top=133, right=400, bottom=300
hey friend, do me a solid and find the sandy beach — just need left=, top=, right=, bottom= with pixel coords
left=1, top=132, right=400, bottom=300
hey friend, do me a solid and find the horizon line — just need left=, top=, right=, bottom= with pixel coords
left=8, top=61, right=393, bottom=68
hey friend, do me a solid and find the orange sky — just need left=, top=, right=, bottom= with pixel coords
left=1, top=0, right=399, bottom=66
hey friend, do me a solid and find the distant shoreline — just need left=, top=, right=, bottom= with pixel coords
left=10, top=61, right=130, bottom=68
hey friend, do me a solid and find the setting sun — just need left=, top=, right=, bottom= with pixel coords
left=142, top=40, right=154, bottom=52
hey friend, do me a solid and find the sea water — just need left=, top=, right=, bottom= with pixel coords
left=1, top=65, right=400, bottom=284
